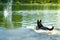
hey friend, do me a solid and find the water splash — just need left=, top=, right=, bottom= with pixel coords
left=26, top=25, right=60, bottom=35
left=4, top=0, right=13, bottom=28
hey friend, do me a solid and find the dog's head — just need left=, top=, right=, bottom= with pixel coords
left=37, top=20, right=42, bottom=26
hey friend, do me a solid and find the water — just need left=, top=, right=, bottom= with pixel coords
left=20, top=10, right=59, bottom=28
left=0, top=11, right=3, bottom=27
left=0, top=10, right=60, bottom=40
left=4, top=0, right=13, bottom=28
left=1, top=0, right=60, bottom=40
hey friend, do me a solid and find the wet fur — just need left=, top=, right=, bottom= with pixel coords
left=37, top=20, right=54, bottom=31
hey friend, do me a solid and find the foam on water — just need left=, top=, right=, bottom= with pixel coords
left=26, top=26, right=60, bottom=35
left=0, top=27, right=60, bottom=40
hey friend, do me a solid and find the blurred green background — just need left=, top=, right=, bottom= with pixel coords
left=0, top=0, right=60, bottom=28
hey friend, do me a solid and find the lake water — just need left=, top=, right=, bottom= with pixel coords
left=0, top=10, right=60, bottom=40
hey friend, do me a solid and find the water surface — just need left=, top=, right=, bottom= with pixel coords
left=0, top=10, right=60, bottom=40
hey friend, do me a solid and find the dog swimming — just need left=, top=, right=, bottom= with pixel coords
left=36, top=20, right=54, bottom=31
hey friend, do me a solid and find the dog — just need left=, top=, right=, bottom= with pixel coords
left=36, top=20, right=54, bottom=31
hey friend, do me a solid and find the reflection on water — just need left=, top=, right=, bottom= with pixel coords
left=1, top=10, right=60, bottom=40
left=18, top=10, right=60, bottom=29
left=4, top=0, right=13, bottom=28
left=12, top=12, right=22, bottom=28
left=0, top=11, right=4, bottom=27
left=13, top=4, right=58, bottom=10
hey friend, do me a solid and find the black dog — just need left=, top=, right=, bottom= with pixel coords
left=36, top=20, right=54, bottom=31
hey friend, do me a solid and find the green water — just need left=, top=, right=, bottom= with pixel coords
left=7, top=10, right=60, bottom=28
left=16, top=10, right=58, bottom=28
left=0, top=11, right=4, bottom=27
left=0, top=4, right=60, bottom=28
left=0, top=10, right=60, bottom=40
left=0, top=10, right=60, bottom=28
left=12, top=4, right=58, bottom=10
left=12, top=12, right=22, bottom=28
left=0, top=10, right=60, bottom=29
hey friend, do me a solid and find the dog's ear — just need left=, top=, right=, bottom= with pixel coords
left=37, top=20, right=39, bottom=23
left=40, top=20, right=42, bottom=22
